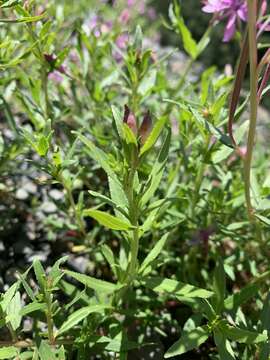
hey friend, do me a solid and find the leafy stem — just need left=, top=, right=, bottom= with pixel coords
left=45, top=280, right=55, bottom=345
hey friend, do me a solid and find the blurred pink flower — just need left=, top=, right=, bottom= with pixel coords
left=116, top=33, right=129, bottom=49
left=114, top=33, right=129, bottom=61
left=127, top=0, right=136, bottom=5
left=202, top=0, right=247, bottom=42
left=203, top=0, right=269, bottom=41
left=120, top=9, right=130, bottom=24
left=147, top=7, right=157, bottom=20
left=48, top=71, right=63, bottom=84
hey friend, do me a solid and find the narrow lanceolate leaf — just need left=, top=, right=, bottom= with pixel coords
left=164, top=326, right=209, bottom=358
left=88, top=191, right=128, bottom=218
left=0, top=347, right=18, bottom=359
left=20, top=302, right=47, bottom=316
left=83, top=209, right=132, bottom=231
left=0, top=14, right=45, bottom=23
left=0, top=281, right=19, bottom=312
left=139, top=233, right=169, bottom=275
left=219, top=322, right=268, bottom=344
left=6, top=292, right=22, bottom=331
left=111, top=105, right=124, bottom=140
left=139, top=116, right=167, bottom=156
left=141, top=128, right=171, bottom=206
left=74, top=132, right=118, bottom=180
left=138, top=69, right=157, bottom=96
left=33, top=259, right=46, bottom=291
left=57, top=305, right=111, bottom=336
left=214, top=328, right=236, bottom=360
left=142, top=277, right=213, bottom=299
left=65, top=270, right=121, bottom=294
left=74, top=132, right=128, bottom=208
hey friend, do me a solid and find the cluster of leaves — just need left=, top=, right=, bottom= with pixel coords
left=0, top=0, right=270, bottom=359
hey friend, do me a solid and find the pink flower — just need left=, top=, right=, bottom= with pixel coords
left=127, top=0, right=136, bottom=5
left=116, top=33, right=129, bottom=49
left=114, top=33, right=129, bottom=61
left=147, top=7, right=157, bottom=20
left=203, top=0, right=270, bottom=41
left=120, top=9, right=130, bottom=24
left=202, top=0, right=247, bottom=42
left=48, top=71, right=63, bottom=84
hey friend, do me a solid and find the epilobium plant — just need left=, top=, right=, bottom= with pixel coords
left=0, top=0, right=270, bottom=359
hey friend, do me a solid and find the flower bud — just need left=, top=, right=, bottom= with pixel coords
left=123, top=105, right=137, bottom=135
left=139, top=110, right=152, bottom=144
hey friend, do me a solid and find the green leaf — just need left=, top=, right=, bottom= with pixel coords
left=36, top=134, right=50, bottom=157
left=168, top=2, right=197, bottom=59
left=6, top=291, right=22, bottom=330
left=111, top=105, right=124, bottom=139
left=219, top=322, right=268, bottom=344
left=164, top=326, right=209, bottom=358
left=141, top=128, right=171, bottom=206
left=140, top=116, right=167, bottom=156
left=83, top=209, right=132, bottom=231
left=0, top=347, right=18, bottom=359
left=189, top=106, right=233, bottom=147
left=38, top=341, right=56, bottom=360
left=33, top=259, right=46, bottom=291
left=0, top=281, right=19, bottom=312
left=65, top=270, right=121, bottom=294
left=20, top=302, right=47, bottom=316
left=214, top=328, right=236, bottom=360
left=90, top=335, right=139, bottom=352
left=0, top=13, right=45, bottom=23
left=138, top=69, right=157, bottom=96
left=0, top=0, right=21, bottom=8
left=139, top=233, right=169, bottom=275
left=101, top=244, right=118, bottom=278
left=142, top=277, right=213, bottom=299
left=74, top=132, right=128, bottom=208
left=74, top=132, right=117, bottom=180
left=57, top=305, right=111, bottom=336
left=88, top=191, right=128, bottom=218
left=260, top=293, right=270, bottom=333
left=255, top=214, right=270, bottom=226
left=49, top=256, right=69, bottom=287
left=213, top=258, right=226, bottom=314
left=122, top=123, right=137, bottom=146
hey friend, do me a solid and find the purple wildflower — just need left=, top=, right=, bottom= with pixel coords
left=127, top=0, right=136, bottom=6
left=114, top=33, right=129, bottom=62
left=48, top=71, right=63, bottom=84
left=120, top=9, right=130, bottom=24
left=202, top=0, right=247, bottom=42
left=116, top=33, right=129, bottom=49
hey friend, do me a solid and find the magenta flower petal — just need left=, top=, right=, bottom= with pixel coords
left=223, top=13, right=237, bottom=42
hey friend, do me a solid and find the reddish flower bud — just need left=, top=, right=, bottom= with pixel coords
left=123, top=105, right=137, bottom=135
left=44, top=53, right=66, bottom=74
left=139, top=110, right=152, bottom=144
left=44, top=53, right=57, bottom=64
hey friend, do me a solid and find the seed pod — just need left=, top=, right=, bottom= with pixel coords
left=123, top=105, right=137, bottom=135
left=139, top=110, right=152, bottom=144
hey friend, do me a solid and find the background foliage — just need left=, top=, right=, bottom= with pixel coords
left=0, top=0, right=270, bottom=359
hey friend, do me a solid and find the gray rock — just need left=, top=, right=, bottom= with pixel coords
left=49, top=189, right=63, bottom=201
left=15, top=188, right=28, bottom=200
